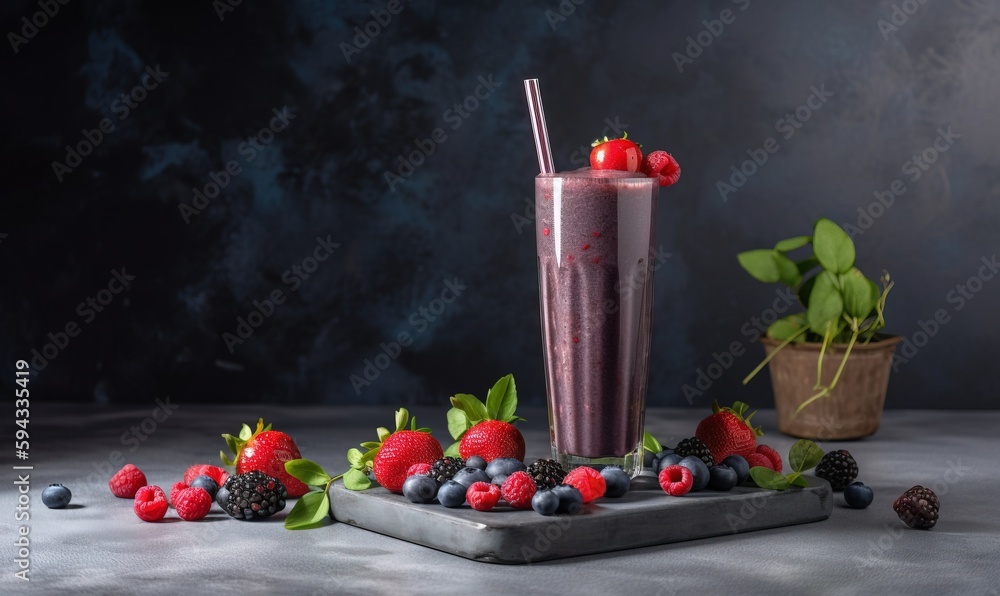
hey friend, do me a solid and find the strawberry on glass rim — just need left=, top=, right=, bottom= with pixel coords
left=590, top=132, right=643, bottom=173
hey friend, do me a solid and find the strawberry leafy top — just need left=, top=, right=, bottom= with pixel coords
left=220, top=418, right=272, bottom=467
left=713, top=400, right=764, bottom=437
left=343, top=408, right=430, bottom=491
left=444, top=374, right=524, bottom=457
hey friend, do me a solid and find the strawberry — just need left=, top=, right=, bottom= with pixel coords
left=640, top=150, right=681, bottom=187
left=446, top=374, right=525, bottom=462
left=220, top=419, right=308, bottom=498
left=590, top=132, right=643, bottom=172
left=695, top=400, right=763, bottom=464
left=348, top=408, right=443, bottom=493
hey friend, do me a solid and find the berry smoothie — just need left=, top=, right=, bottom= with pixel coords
left=535, top=169, right=658, bottom=476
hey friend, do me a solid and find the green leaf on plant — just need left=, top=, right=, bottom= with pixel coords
left=840, top=268, right=876, bottom=319
left=343, top=468, right=371, bottom=491
left=643, top=431, right=662, bottom=454
left=737, top=249, right=781, bottom=283
left=284, top=490, right=331, bottom=530
left=774, top=235, right=811, bottom=252
left=788, top=439, right=824, bottom=473
left=798, top=274, right=816, bottom=308
left=446, top=408, right=470, bottom=440
left=766, top=313, right=808, bottom=342
left=773, top=251, right=802, bottom=287
left=749, top=466, right=790, bottom=490
left=796, top=256, right=820, bottom=275
left=284, top=459, right=332, bottom=487
left=346, top=448, right=363, bottom=468
left=813, top=218, right=856, bottom=274
left=443, top=441, right=461, bottom=458
left=807, top=271, right=844, bottom=336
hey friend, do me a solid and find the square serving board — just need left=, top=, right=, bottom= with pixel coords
left=330, top=474, right=833, bottom=564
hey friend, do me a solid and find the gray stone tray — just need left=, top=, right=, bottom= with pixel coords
left=330, top=474, right=833, bottom=564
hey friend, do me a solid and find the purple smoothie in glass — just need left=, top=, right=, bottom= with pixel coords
left=535, top=169, right=658, bottom=477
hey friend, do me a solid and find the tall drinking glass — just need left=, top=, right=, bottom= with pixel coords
left=535, top=169, right=658, bottom=478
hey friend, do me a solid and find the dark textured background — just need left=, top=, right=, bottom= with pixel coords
left=2, top=0, right=998, bottom=408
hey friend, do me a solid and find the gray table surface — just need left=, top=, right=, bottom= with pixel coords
left=2, top=404, right=998, bottom=596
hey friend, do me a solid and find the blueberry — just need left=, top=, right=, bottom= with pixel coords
left=708, top=464, right=738, bottom=491
left=491, top=473, right=508, bottom=487
left=402, top=474, right=438, bottom=504
left=41, top=484, right=72, bottom=509
left=600, top=466, right=630, bottom=498
left=436, top=480, right=467, bottom=508
left=452, top=467, right=490, bottom=488
left=465, top=455, right=487, bottom=470
left=485, top=458, right=526, bottom=479
left=678, top=456, right=711, bottom=491
left=656, top=453, right=684, bottom=474
left=844, top=482, right=874, bottom=509
left=532, top=489, right=560, bottom=515
left=215, top=485, right=230, bottom=510
left=552, top=485, right=583, bottom=514
left=722, top=455, right=750, bottom=484
left=189, top=475, right=219, bottom=499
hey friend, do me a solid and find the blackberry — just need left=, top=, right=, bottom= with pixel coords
left=425, top=457, right=464, bottom=483
left=815, top=449, right=859, bottom=490
left=224, top=471, right=287, bottom=520
left=893, top=485, right=939, bottom=529
left=674, top=437, right=714, bottom=468
left=526, top=459, right=567, bottom=489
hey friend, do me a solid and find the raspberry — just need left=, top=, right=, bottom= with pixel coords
left=500, top=471, right=537, bottom=510
left=110, top=464, right=147, bottom=498
left=745, top=452, right=775, bottom=471
left=755, top=445, right=783, bottom=472
left=562, top=467, right=606, bottom=503
left=658, top=465, right=694, bottom=496
left=406, top=462, right=433, bottom=478
left=183, top=464, right=229, bottom=487
left=174, top=487, right=212, bottom=521
left=640, top=150, right=681, bottom=187
left=466, top=481, right=501, bottom=511
left=170, top=481, right=188, bottom=506
left=133, top=485, right=168, bottom=522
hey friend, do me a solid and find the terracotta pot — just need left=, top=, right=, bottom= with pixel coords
left=761, top=335, right=902, bottom=440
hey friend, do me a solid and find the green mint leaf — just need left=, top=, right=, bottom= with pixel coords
left=749, top=467, right=790, bottom=490
left=284, top=490, right=331, bottom=529
left=643, top=431, right=662, bottom=454
left=284, top=459, right=332, bottom=487
left=346, top=448, right=363, bottom=467
left=376, top=427, right=391, bottom=442
left=737, top=249, right=781, bottom=283
left=807, top=271, right=844, bottom=336
left=394, top=408, right=409, bottom=432
left=786, top=472, right=809, bottom=488
left=447, top=408, right=470, bottom=440
left=788, top=439, right=824, bottom=473
left=773, top=251, right=802, bottom=287
left=840, top=268, right=876, bottom=319
left=343, top=468, right=371, bottom=491
left=774, top=235, right=811, bottom=252
left=450, top=394, right=487, bottom=423
left=490, top=374, right=518, bottom=422
left=238, top=424, right=253, bottom=441
left=813, top=218, right=856, bottom=274
left=443, top=441, right=461, bottom=458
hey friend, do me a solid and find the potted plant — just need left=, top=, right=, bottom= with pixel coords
left=737, top=218, right=900, bottom=440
